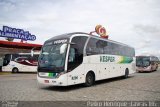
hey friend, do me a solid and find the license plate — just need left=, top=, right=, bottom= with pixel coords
left=44, top=80, right=49, bottom=83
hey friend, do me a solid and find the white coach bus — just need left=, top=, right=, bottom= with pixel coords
left=37, top=32, right=135, bottom=86
left=2, top=53, right=39, bottom=73
left=136, top=56, right=159, bottom=72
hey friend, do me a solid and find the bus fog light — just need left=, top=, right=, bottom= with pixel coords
left=59, top=82, right=63, bottom=85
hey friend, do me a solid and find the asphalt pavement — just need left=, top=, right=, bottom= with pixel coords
left=0, top=69, right=160, bottom=101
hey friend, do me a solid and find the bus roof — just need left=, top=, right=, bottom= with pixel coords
left=46, top=32, right=88, bottom=42
left=46, top=32, right=134, bottom=49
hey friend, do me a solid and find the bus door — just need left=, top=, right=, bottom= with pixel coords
left=67, top=36, right=88, bottom=85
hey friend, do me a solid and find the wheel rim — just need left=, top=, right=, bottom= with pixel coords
left=87, top=74, right=93, bottom=84
left=125, top=70, right=129, bottom=78
left=13, top=68, right=18, bottom=73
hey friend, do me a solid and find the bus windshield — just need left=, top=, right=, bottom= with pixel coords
left=136, top=57, right=150, bottom=67
left=38, top=43, right=68, bottom=72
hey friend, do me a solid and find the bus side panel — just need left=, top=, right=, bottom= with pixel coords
left=83, top=55, right=99, bottom=80
left=83, top=55, right=136, bottom=81
left=87, top=61, right=135, bottom=80
left=2, top=61, right=37, bottom=72
left=18, top=65, right=37, bottom=72
left=69, top=61, right=136, bottom=85
left=131, top=58, right=136, bottom=73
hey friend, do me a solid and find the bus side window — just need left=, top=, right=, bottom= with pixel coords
left=67, top=36, right=88, bottom=71
left=69, top=48, right=75, bottom=63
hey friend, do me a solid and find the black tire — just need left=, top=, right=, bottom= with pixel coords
left=12, top=68, right=19, bottom=73
left=84, top=72, right=95, bottom=87
left=123, top=68, right=129, bottom=79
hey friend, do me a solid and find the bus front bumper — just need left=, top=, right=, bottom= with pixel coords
left=37, top=75, right=68, bottom=86
left=136, top=66, right=152, bottom=72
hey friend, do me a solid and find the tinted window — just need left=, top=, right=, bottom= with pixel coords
left=67, top=36, right=88, bottom=71
left=86, top=38, right=107, bottom=55
left=13, top=54, right=39, bottom=62
left=86, top=37, right=135, bottom=57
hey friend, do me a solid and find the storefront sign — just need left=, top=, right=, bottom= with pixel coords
left=0, top=26, right=36, bottom=41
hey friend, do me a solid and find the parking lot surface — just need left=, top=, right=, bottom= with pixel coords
left=0, top=69, right=160, bottom=101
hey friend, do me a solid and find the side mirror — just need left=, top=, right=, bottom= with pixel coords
left=60, top=44, right=67, bottom=54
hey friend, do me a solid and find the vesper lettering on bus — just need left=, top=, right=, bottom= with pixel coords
left=100, top=56, right=115, bottom=62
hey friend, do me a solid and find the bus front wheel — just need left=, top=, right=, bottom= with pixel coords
left=12, top=68, right=19, bottom=73
left=123, top=68, right=129, bottom=79
left=84, top=72, right=95, bottom=87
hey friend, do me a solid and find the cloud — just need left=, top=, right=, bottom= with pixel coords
left=138, top=49, right=160, bottom=57
left=133, top=24, right=160, bottom=56
left=134, top=24, right=160, bottom=39
left=0, top=0, right=160, bottom=56
left=0, top=0, right=16, bottom=12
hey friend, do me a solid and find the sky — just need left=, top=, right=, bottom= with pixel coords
left=0, top=0, right=160, bottom=57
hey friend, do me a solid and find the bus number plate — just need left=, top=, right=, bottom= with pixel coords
left=44, top=80, right=49, bottom=83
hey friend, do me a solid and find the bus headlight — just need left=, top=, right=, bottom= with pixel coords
left=56, top=71, right=66, bottom=78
